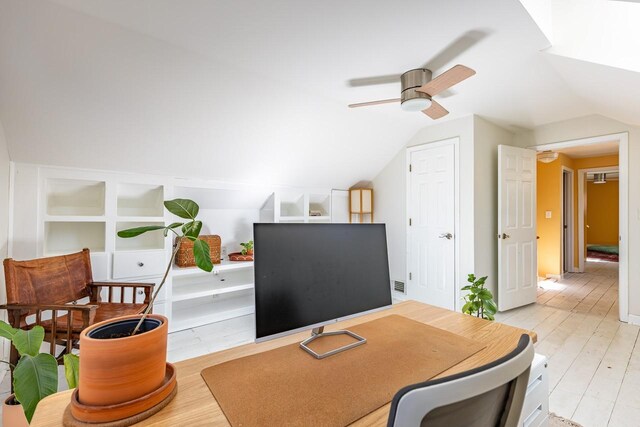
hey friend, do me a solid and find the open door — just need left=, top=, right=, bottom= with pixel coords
left=498, top=145, right=537, bottom=311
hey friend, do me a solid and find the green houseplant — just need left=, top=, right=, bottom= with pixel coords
left=0, top=322, right=78, bottom=424
left=68, top=199, right=213, bottom=424
left=461, top=274, right=497, bottom=321
left=240, top=240, right=254, bottom=256
left=118, top=198, right=213, bottom=335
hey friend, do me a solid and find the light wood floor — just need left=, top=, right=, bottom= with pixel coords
left=1, top=260, right=632, bottom=427
left=497, top=260, right=638, bottom=427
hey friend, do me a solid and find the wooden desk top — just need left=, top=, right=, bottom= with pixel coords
left=31, top=301, right=536, bottom=427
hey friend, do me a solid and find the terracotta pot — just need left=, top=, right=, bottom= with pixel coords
left=78, top=314, right=168, bottom=406
left=3, top=394, right=29, bottom=427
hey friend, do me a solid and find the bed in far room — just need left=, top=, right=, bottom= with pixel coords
left=587, top=244, right=619, bottom=262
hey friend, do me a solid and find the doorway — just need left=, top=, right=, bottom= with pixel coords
left=406, top=138, right=458, bottom=310
left=533, top=133, right=627, bottom=322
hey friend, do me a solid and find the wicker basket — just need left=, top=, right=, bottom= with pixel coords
left=175, top=235, right=221, bottom=267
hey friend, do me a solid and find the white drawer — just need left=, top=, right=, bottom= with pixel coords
left=113, top=250, right=166, bottom=279
left=520, top=354, right=549, bottom=427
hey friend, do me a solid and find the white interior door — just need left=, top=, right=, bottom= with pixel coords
left=498, top=145, right=537, bottom=311
left=408, top=142, right=455, bottom=310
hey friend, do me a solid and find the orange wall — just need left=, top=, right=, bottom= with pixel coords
left=537, top=153, right=618, bottom=277
left=586, top=180, right=619, bottom=245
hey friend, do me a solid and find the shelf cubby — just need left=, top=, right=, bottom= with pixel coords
left=279, top=193, right=305, bottom=218
left=46, top=179, right=105, bottom=216
left=309, top=193, right=331, bottom=217
left=44, top=221, right=106, bottom=254
left=117, top=183, right=164, bottom=217
left=170, top=289, right=255, bottom=332
left=172, top=269, right=254, bottom=302
left=116, top=221, right=165, bottom=251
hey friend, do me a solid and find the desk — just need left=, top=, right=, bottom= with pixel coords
left=31, top=301, right=536, bottom=427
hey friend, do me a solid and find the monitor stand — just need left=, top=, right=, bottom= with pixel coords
left=299, top=326, right=367, bottom=359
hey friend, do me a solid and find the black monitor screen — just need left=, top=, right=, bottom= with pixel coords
left=254, top=223, right=392, bottom=340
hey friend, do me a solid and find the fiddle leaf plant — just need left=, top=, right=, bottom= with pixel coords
left=118, top=198, right=212, bottom=335
left=0, top=321, right=79, bottom=423
left=461, top=274, right=497, bottom=321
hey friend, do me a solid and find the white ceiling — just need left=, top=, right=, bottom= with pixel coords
left=0, top=0, right=638, bottom=188
left=555, top=140, right=620, bottom=159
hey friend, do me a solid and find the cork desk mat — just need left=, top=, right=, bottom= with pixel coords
left=201, top=314, right=486, bottom=427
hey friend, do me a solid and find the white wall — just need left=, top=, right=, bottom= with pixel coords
left=473, top=117, right=516, bottom=296
left=373, top=115, right=476, bottom=305
left=0, top=120, right=11, bottom=365
left=530, top=114, right=640, bottom=317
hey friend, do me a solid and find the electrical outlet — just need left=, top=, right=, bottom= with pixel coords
left=545, top=211, right=552, bottom=219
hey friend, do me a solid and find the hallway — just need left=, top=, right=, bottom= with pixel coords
left=497, top=260, right=638, bottom=427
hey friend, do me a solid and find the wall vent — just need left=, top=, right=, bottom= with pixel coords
left=393, top=280, right=406, bottom=294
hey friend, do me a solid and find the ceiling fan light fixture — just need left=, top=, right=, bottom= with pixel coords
left=537, top=151, right=559, bottom=163
left=401, top=97, right=432, bottom=112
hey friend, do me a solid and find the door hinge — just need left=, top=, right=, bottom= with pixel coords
left=409, top=164, right=412, bottom=172
left=409, top=272, right=412, bottom=280
left=409, top=218, right=412, bottom=226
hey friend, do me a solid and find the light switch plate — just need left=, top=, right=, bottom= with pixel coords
left=545, top=211, right=552, bottom=219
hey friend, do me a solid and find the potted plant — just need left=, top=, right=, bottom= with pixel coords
left=72, top=199, right=212, bottom=423
left=240, top=240, right=254, bottom=256
left=0, top=321, right=78, bottom=425
left=461, top=274, right=497, bottom=320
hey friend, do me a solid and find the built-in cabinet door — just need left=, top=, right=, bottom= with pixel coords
left=407, top=142, right=456, bottom=310
left=330, top=190, right=350, bottom=223
left=497, top=145, right=537, bottom=311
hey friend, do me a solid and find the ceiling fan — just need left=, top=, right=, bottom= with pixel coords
left=347, top=30, right=486, bottom=120
left=348, top=64, right=476, bottom=120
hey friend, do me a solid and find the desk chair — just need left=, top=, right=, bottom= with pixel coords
left=388, top=334, right=534, bottom=427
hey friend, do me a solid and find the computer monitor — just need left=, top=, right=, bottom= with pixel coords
left=253, top=223, right=392, bottom=358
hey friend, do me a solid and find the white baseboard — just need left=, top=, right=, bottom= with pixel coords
left=628, top=314, right=640, bottom=326
left=545, top=274, right=562, bottom=281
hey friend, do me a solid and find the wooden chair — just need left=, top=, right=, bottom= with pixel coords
left=1, top=249, right=154, bottom=368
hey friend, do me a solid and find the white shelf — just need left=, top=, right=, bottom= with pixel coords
left=171, top=259, right=254, bottom=277
left=117, top=183, right=164, bottom=217
left=46, top=178, right=105, bottom=216
left=278, top=216, right=305, bottom=222
left=116, top=221, right=165, bottom=251
left=44, top=215, right=107, bottom=222
left=44, top=221, right=106, bottom=254
left=173, top=281, right=254, bottom=302
left=308, top=216, right=331, bottom=221
left=117, top=216, right=165, bottom=223
left=171, top=290, right=254, bottom=332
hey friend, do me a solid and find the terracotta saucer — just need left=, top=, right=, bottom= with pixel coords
left=69, top=362, right=177, bottom=423
left=228, top=252, right=253, bottom=261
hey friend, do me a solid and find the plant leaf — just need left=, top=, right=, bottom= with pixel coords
left=484, top=299, right=498, bottom=314
left=461, top=285, right=473, bottom=291
left=63, top=354, right=79, bottom=389
left=167, top=222, right=184, bottom=229
left=13, top=326, right=44, bottom=357
left=13, top=353, right=58, bottom=423
left=0, top=321, right=17, bottom=341
left=193, top=239, right=213, bottom=272
left=477, top=289, right=493, bottom=300
left=462, top=302, right=473, bottom=314
left=164, top=199, right=199, bottom=219
left=117, top=225, right=165, bottom=238
left=183, top=220, right=202, bottom=239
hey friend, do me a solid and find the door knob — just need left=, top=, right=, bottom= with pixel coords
left=438, top=233, right=453, bottom=240
left=501, top=233, right=510, bottom=239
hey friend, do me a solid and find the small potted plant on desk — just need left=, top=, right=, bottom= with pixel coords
left=0, top=322, right=78, bottom=426
left=461, top=274, right=497, bottom=320
left=68, top=199, right=213, bottom=424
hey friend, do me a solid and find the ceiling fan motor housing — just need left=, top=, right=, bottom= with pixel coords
left=400, top=69, right=433, bottom=104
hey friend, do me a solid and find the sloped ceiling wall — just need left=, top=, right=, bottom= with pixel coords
left=0, top=0, right=638, bottom=189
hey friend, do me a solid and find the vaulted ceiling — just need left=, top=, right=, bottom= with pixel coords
left=0, top=0, right=638, bottom=188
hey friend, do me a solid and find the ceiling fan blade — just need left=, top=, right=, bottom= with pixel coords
left=347, top=74, right=402, bottom=87
left=422, top=100, right=449, bottom=120
left=416, top=65, right=476, bottom=97
left=422, top=30, right=489, bottom=71
left=348, top=98, right=401, bottom=108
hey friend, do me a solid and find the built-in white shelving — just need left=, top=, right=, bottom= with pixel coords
left=13, top=163, right=347, bottom=334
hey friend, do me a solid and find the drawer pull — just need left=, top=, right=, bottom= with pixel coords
left=138, top=262, right=145, bottom=267
left=526, top=374, right=543, bottom=394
